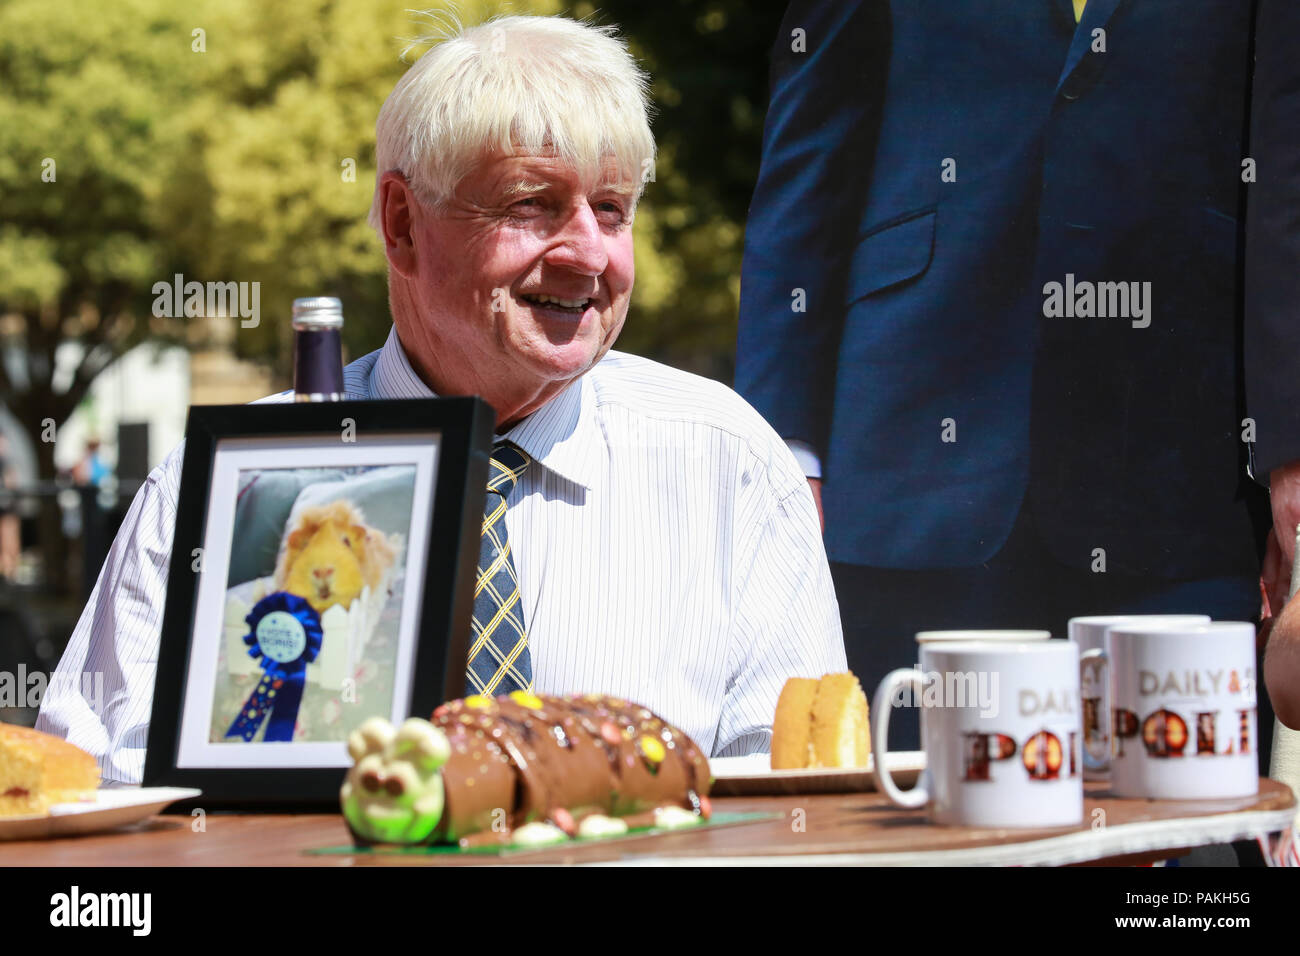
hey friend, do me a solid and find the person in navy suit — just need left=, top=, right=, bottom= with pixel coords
left=737, top=0, right=1300, bottom=758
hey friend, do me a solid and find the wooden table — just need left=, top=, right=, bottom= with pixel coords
left=1, top=780, right=1293, bottom=866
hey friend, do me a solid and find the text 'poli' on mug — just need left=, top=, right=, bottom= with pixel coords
left=873, top=641, right=1083, bottom=828
left=1103, top=621, right=1257, bottom=800
left=1069, top=614, right=1210, bottom=781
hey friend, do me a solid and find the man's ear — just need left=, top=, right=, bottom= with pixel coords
left=378, top=170, right=419, bottom=278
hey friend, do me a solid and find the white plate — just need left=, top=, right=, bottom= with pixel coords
left=709, top=752, right=925, bottom=796
left=0, top=787, right=201, bottom=841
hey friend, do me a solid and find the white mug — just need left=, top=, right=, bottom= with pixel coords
left=874, top=641, right=1083, bottom=828
left=911, top=631, right=1053, bottom=757
left=1100, top=621, right=1258, bottom=800
left=1069, top=614, right=1210, bottom=780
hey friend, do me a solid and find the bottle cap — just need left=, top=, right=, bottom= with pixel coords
left=292, top=297, right=343, bottom=329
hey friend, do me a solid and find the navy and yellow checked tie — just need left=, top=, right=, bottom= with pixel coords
left=466, top=441, right=533, bottom=696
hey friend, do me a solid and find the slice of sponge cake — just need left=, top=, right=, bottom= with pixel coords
left=810, top=673, right=871, bottom=768
left=771, top=677, right=820, bottom=769
left=771, top=673, right=871, bottom=770
left=0, top=724, right=99, bottom=817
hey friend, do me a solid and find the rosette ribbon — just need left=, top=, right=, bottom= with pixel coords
left=225, top=591, right=324, bottom=742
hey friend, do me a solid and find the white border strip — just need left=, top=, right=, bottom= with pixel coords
left=584, top=805, right=1299, bottom=866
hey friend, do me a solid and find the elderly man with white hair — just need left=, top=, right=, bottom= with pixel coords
left=37, top=15, right=846, bottom=784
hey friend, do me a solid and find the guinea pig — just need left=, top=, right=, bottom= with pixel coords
left=273, top=499, right=398, bottom=613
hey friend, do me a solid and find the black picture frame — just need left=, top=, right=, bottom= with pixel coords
left=143, top=397, right=494, bottom=808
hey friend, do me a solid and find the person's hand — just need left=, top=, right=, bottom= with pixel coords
left=1263, top=529, right=1288, bottom=626
left=1263, top=461, right=1300, bottom=615
left=808, top=478, right=824, bottom=534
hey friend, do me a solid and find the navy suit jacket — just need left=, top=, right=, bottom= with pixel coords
left=736, top=0, right=1300, bottom=577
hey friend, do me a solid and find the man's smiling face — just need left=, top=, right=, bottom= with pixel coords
left=385, top=152, right=637, bottom=427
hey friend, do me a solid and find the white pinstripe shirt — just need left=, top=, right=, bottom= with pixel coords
left=37, top=326, right=845, bottom=783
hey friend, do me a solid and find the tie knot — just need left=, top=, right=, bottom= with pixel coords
left=487, top=441, right=530, bottom=497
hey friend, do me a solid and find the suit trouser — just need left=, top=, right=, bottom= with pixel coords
left=831, top=500, right=1271, bottom=771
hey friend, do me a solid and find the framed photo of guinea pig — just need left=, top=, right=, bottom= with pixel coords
left=143, top=397, right=494, bottom=806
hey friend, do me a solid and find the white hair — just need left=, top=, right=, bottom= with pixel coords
left=368, top=14, right=656, bottom=231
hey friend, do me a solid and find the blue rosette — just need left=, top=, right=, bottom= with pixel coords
left=224, top=591, right=324, bottom=742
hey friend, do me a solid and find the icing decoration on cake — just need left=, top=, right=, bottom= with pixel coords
left=652, top=805, right=704, bottom=829
left=576, top=814, right=628, bottom=838
left=511, top=821, right=568, bottom=847
left=341, top=717, right=450, bottom=844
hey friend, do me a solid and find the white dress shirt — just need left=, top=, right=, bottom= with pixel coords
left=37, top=326, right=845, bottom=783
left=785, top=440, right=822, bottom=479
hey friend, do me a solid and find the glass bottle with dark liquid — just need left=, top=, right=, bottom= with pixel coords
left=292, top=297, right=345, bottom=401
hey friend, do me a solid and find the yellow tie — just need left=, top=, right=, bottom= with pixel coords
left=466, top=443, right=533, bottom=695
left=1073, top=0, right=1086, bottom=22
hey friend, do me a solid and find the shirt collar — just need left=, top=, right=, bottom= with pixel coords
left=370, top=325, right=603, bottom=490
left=369, top=326, right=435, bottom=400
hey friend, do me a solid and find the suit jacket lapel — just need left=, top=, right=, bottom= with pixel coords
left=1056, top=0, right=1124, bottom=92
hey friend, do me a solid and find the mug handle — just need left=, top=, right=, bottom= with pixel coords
left=872, top=667, right=929, bottom=808
left=1080, top=647, right=1109, bottom=745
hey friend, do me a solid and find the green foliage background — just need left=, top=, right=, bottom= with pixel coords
left=0, top=0, right=788, bottom=440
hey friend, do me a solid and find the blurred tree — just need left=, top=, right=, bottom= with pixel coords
left=0, top=0, right=201, bottom=593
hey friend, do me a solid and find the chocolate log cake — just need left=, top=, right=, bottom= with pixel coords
left=341, top=691, right=713, bottom=847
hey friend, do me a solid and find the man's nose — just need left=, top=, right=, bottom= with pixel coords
left=544, top=203, right=608, bottom=275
